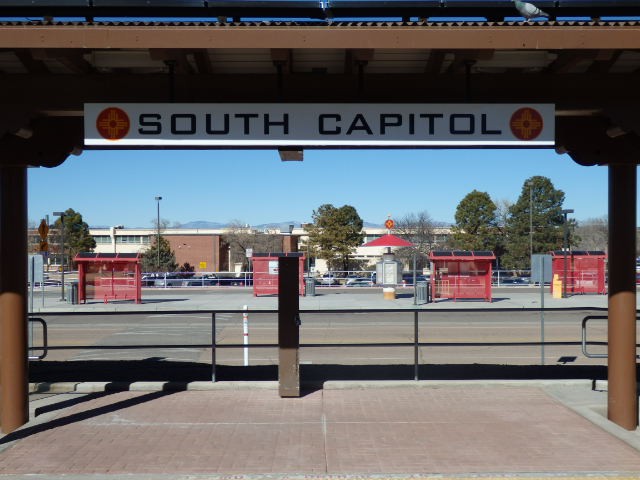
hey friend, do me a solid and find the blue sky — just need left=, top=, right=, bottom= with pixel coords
left=28, top=147, right=611, bottom=229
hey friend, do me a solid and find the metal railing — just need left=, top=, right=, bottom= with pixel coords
left=28, top=307, right=618, bottom=382
left=581, top=315, right=640, bottom=359
left=28, top=317, right=48, bottom=360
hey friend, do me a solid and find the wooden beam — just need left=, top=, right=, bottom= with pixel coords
left=30, top=48, right=93, bottom=74
left=192, top=49, right=213, bottom=74
left=3, top=72, right=639, bottom=109
left=13, top=50, right=48, bottom=74
left=3, top=24, right=640, bottom=50
left=424, top=50, right=445, bottom=74
left=149, top=49, right=194, bottom=74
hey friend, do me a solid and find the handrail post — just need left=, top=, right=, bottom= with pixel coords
left=28, top=317, right=48, bottom=360
left=414, top=311, right=419, bottom=381
left=211, top=312, right=216, bottom=382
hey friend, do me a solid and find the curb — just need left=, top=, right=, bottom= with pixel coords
left=30, top=379, right=596, bottom=394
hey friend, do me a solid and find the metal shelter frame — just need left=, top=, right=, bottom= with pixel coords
left=75, top=252, right=143, bottom=304
left=1, top=4, right=639, bottom=433
left=550, top=250, right=608, bottom=296
left=429, top=250, right=496, bottom=303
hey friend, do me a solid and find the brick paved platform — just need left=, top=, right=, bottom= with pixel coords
left=1, top=383, right=639, bottom=478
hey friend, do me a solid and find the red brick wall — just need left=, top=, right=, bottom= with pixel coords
left=166, top=235, right=220, bottom=273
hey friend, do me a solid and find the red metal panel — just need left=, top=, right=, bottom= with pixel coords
left=550, top=251, right=607, bottom=295
left=429, top=251, right=494, bottom=302
left=75, top=253, right=142, bottom=303
left=253, top=255, right=305, bottom=297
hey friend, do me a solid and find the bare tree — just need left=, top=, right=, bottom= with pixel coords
left=223, top=220, right=284, bottom=270
left=394, top=211, right=447, bottom=270
left=575, top=216, right=608, bottom=252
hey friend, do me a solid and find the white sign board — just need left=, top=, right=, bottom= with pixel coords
left=268, top=260, right=279, bottom=275
left=85, top=103, right=554, bottom=147
left=28, top=254, right=44, bottom=285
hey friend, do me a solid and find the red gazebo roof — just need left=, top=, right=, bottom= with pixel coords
left=363, top=234, right=413, bottom=247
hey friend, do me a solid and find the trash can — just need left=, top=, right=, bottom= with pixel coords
left=305, top=276, right=316, bottom=297
left=416, top=280, right=428, bottom=305
left=67, top=281, right=79, bottom=305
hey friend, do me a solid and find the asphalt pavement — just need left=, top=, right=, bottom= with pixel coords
left=2, top=286, right=638, bottom=479
left=30, top=284, right=611, bottom=312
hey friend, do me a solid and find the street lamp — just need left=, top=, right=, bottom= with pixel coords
left=561, top=208, right=574, bottom=298
left=112, top=225, right=124, bottom=253
left=53, top=211, right=66, bottom=301
left=155, top=196, right=162, bottom=271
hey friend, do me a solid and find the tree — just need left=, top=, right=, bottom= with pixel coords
left=51, top=208, right=96, bottom=267
left=223, top=221, right=284, bottom=271
left=142, top=235, right=177, bottom=272
left=179, top=262, right=195, bottom=275
left=502, top=176, right=568, bottom=269
left=394, top=211, right=446, bottom=270
left=450, top=190, right=501, bottom=252
left=575, top=216, right=607, bottom=252
left=306, top=204, right=364, bottom=271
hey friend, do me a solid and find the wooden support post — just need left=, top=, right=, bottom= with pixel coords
left=0, top=166, right=29, bottom=434
left=278, top=255, right=300, bottom=397
left=608, top=163, right=638, bottom=430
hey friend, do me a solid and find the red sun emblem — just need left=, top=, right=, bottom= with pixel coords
left=96, top=107, right=130, bottom=140
left=510, top=107, right=544, bottom=141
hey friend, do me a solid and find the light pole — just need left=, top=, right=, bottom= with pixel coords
left=53, top=211, right=66, bottom=301
left=155, top=196, right=162, bottom=271
left=561, top=208, right=574, bottom=298
left=112, top=225, right=124, bottom=253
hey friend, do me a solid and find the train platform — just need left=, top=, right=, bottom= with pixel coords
left=1, top=380, right=639, bottom=479
left=4, top=287, right=638, bottom=479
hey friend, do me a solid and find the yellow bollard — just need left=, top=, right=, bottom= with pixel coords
left=552, top=274, right=562, bottom=299
left=383, top=287, right=396, bottom=300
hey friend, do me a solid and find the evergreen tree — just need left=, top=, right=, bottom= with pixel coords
left=450, top=190, right=501, bottom=252
left=51, top=208, right=96, bottom=267
left=142, top=235, right=178, bottom=272
left=502, top=176, right=567, bottom=269
left=306, top=204, right=364, bottom=271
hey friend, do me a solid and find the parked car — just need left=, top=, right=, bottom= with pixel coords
left=183, top=275, right=218, bottom=287
left=217, top=275, right=253, bottom=286
left=319, top=274, right=339, bottom=285
left=401, top=273, right=430, bottom=286
left=153, top=274, right=185, bottom=287
left=346, top=278, right=374, bottom=287
left=500, top=276, right=529, bottom=286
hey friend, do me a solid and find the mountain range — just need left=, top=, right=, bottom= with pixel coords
left=178, top=220, right=383, bottom=229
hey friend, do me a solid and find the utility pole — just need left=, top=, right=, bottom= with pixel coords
left=53, top=211, right=66, bottom=301
left=155, top=196, right=162, bottom=271
left=561, top=208, right=574, bottom=298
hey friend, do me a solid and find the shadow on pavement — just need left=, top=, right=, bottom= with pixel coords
left=1, top=391, right=175, bottom=445
left=30, top=360, right=614, bottom=383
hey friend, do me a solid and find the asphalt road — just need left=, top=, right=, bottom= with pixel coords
left=30, top=307, right=612, bottom=368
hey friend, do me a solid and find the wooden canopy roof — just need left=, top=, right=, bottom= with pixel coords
left=0, top=8, right=639, bottom=167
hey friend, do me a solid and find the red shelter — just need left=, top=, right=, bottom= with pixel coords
left=75, top=252, right=143, bottom=304
left=550, top=250, right=607, bottom=295
left=429, top=250, right=496, bottom=302
left=252, top=253, right=305, bottom=296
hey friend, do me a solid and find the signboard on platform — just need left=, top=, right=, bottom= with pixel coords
left=85, top=103, right=554, bottom=147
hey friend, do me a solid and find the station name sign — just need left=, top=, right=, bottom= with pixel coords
left=84, top=103, right=554, bottom=147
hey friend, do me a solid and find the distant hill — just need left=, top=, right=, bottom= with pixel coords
left=177, top=220, right=385, bottom=229
left=178, top=220, right=227, bottom=229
